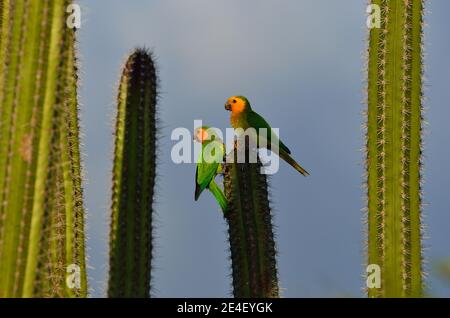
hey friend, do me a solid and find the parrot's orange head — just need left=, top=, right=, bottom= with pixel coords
left=225, top=96, right=250, bottom=114
left=194, top=126, right=218, bottom=144
left=194, top=127, right=209, bottom=144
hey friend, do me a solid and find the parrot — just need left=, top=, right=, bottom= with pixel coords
left=224, top=95, right=309, bottom=176
left=193, top=126, right=228, bottom=213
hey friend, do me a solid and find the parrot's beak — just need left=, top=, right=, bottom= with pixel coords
left=224, top=103, right=231, bottom=111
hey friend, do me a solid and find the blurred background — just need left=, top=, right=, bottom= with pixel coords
left=77, top=0, right=450, bottom=297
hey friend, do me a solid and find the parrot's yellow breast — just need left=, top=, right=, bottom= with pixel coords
left=231, top=112, right=247, bottom=129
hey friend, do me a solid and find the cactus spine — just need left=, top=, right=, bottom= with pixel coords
left=223, top=145, right=279, bottom=298
left=108, top=49, right=157, bottom=298
left=365, top=0, right=425, bottom=297
left=0, top=0, right=87, bottom=297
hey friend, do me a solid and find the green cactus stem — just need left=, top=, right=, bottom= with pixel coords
left=365, top=0, right=425, bottom=297
left=223, top=143, right=279, bottom=298
left=108, top=48, right=158, bottom=298
left=0, top=0, right=87, bottom=297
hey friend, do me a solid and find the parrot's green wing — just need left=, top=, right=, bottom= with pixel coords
left=195, top=162, right=217, bottom=201
left=247, top=111, right=291, bottom=154
left=195, top=141, right=224, bottom=200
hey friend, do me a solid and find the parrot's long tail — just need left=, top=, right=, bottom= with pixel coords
left=208, top=180, right=228, bottom=213
left=195, top=184, right=203, bottom=201
left=279, top=149, right=309, bottom=176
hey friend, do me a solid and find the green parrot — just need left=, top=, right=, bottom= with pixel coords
left=194, top=126, right=228, bottom=213
left=224, top=96, right=309, bottom=176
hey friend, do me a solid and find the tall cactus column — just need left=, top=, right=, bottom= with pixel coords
left=0, top=0, right=87, bottom=297
left=366, top=0, right=425, bottom=297
left=108, top=49, right=158, bottom=298
left=223, top=144, right=279, bottom=298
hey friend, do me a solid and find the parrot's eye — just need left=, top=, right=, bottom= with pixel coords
left=232, top=99, right=237, bottom=103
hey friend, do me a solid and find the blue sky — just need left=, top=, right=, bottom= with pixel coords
left=77, top=0, right=450, bottom=297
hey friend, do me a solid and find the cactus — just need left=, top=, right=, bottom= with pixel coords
left=0, top=0, right=87, bottom=297
left=223, top=143, right=279, bottom=298
left=365, top=0, right=425, bottom=297
left=108, top=49, right=158, bottom=298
